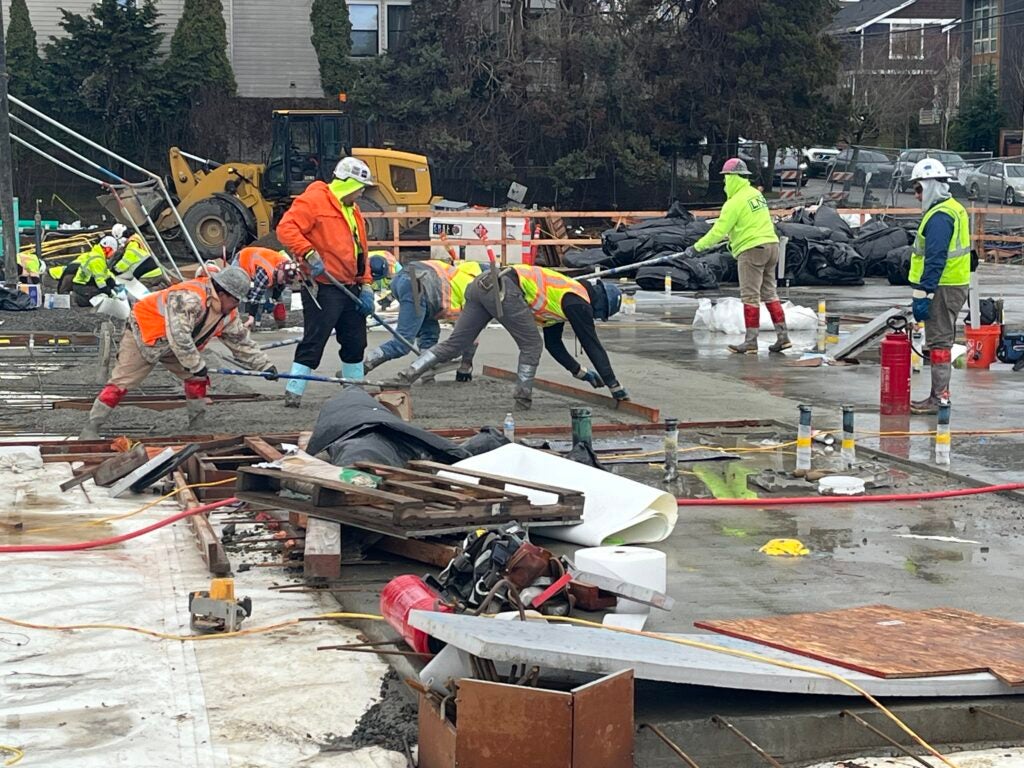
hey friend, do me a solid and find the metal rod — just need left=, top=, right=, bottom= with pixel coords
left=0, top=0, right=17, bottom=287
left=969, top=706, right=1024, bottom=732
left=638, top=723, right=702, bottom=768
left=321, top=271, right=419, bottom=354
left=583, top=251, right=684, bottom=281
left=316, top=645, right=431, bottom=657
left=10, top=135, right=106, bottom=185
left=710, top=715, right=784, bottom=768
left=212, top=366, right=407, bottom=389
left=840, top=711, right=935, bottom=768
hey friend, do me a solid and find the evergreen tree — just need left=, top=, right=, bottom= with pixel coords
left=950, top=72, right=1003, bottom=152
left=5, top=0, right=43, bottom=101
left=310, top=0, right=353, bottom=96
left=166, top=0, right=236, bottom=96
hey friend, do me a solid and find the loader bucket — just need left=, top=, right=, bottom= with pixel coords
left=96, top=184, right=166, bottom=227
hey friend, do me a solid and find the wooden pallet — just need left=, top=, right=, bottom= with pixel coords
left=234, top=462, right=584, bottom=539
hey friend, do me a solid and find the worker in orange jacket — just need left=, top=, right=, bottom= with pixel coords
left=276, top=157, right=376, bottom=406
left=234, top=246, right=298, bottom=328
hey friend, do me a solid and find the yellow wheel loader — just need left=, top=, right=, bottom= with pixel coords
left=104, top=110, right=441, bottom=260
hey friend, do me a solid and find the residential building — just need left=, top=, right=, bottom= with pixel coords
left=2, top=0, right=411, bottom=99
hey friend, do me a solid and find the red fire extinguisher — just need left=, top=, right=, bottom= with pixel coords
left=880, top=318, right=911, bottom=415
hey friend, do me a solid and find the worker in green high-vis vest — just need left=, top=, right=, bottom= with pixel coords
left=907, top=158, right=971, bottom=415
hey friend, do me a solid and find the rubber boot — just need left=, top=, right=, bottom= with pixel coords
left=397, top=350, right=439, bottom=383
left=186, top=397, right=207, bottom=428
left=341, top=362, right=365, bottom=381
left=363, top=347, right=386, bottom=373
left=513, top=363, right=537, bottom=410
left=79, top=400, right=114, bottom=440
left=768, top=323, right=792, bottom=353
left=284, top=362, right=311, bottom=408
left=728, top=328, right=759, bottom=354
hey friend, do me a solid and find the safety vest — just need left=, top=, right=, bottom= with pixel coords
left=512, top=265, right=589, bottom=326
left=72, top=245, right=113, bottom=287
left=237, top=246, right=290, bottom=282
left=17, top=251, right=42, bottom=277
left=909, top=197, right=971, bottom=287
left=133, top=279, right=237, bottom=347
left=447, top=261, right=482, bottom=314
left=114, top=236, right=162, bottom=279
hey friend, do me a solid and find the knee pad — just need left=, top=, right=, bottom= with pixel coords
left=98, top=384, right=128, bottom=408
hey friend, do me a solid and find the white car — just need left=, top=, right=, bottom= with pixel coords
left=802, top=147, right=839, bottom=178
left=963, top=161, right=1024, bottom=205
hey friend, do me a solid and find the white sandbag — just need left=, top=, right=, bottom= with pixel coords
left=702, top=297, right=817, bottom=333
left=89, top=294, right=130, bottom=320
left=446, top=444, right=678, bottom=546
left=0, top=445, right=44, bottom=472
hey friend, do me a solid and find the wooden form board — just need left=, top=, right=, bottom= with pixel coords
left=696, top=605, right=1024, bottom=686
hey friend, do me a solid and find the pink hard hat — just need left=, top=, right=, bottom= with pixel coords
left=721, top=157, right=751, bottom=176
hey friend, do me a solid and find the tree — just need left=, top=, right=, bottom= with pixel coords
left=166, top=0, right=236, bottom=97
left=5, top=0, right=43, bottom=101
left=310, top=0, right=353, bottom=97
left=949, top=72, right=1003, bottom=152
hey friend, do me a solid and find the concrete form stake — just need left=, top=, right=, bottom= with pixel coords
left=841, top=405, right=856, bottom=469
left=935, top=401, right=951, bottom=466
left=570, top=406, right=592, bottom=449
left=816, top=299, right=827, bottom=353
left=796, top=405, right=812, bottom=473
left=663, top=417, right=679, bottom=483
left=0, top=1, right=19, bottom=288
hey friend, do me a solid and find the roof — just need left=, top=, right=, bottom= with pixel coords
left=827, top=0, right=917, bottom=33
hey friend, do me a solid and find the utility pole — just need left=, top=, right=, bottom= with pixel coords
left=0, top=1, right=18, bottom=288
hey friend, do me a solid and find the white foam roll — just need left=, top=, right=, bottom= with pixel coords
left=573, top=546, right=667, bottom=615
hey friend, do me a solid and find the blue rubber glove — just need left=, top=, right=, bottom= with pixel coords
left=912, top=290, right=933, bottom=322
left=304, top=250, right=325, bottom=278
left=357, top=285, right=375, bottom=316
left=574, top=367, right=604, bottom=388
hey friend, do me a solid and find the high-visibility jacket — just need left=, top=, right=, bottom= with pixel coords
left=133, top=279, right=238, bottom=347
left=72, top=245, right=113, bottom=287
left=17, top=251, right=43, bottom=277
left=447, top=261, right=482, bottom=314
left=237, top=246, right=291, bottom=282
left=512, top=265, right=589, bottom=327
left=113, top=235, right=162, bottom=279
left=277, top=180, right=371, bottom=286
left=909, top=197, right=971, bottom=288
left=694, top=174, right=779, bottom=257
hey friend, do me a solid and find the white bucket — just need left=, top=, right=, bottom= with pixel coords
left=45, top=293, right=71, bottom=309
left=90, top=294, right=130, bottom=320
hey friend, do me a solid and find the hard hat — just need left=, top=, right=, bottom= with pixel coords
left=333, top=156, right=376, bottom=186
left=111, top=223, right=127, bottom=240
left=585, top=279, right=621, bottom=321
left=369, top=254, right=392, bottom=281
left=721, top=158, right=751, bottom=176
left=99, top=235, right=118, bottom=254
left=211, top=265, right=251, bottom=300
left=602, top=281, right=623, bottom=319
left=909, top=158, right=949, bottom=183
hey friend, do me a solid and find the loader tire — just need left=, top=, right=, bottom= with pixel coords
left=183, top=197, right=247, bottom=261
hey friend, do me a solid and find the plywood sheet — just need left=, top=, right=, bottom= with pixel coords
left=456, top=679, right=572, bottom=768
left=696, top=605, right=1024, bottom=686
left=571, top=670, right=634, bottom=768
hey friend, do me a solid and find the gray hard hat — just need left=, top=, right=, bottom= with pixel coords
left=211, top=265, right=251, bottom=301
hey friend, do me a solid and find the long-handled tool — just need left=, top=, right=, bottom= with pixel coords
left=259, top=337, right=301, bottom=351
left=212, top=367, right=409, bottom=389
left=582, top=251, right=685, bottom=281
left=319, top=271, right=421, bottom=355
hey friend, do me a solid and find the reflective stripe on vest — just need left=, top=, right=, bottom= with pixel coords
left=17, top=251, right=42, bottom=275
left=512, top=265, right=589, bottom=326
left=72, top=247, right=112, bottom=286
left=238, top=247, right=289, bottom=282
left=909, top=197, right=971, bottom=287
left=133, top=279, right=236, bottom=347
left=418, top=260, right=453, bottom=313
left=114, top=238, right=162, bottom=279
left=447, top=262, right=482, bottom=314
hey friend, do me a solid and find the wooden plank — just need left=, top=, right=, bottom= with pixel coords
left=572, top=670, right=634, bottom=768
left=173, top=470, right=230, bottom=576
left=373, top=537, right=458, bottom=568
left=409, top=460, right=585, bottom=499
left=244, top=436, right=284, bottom=462
left=456, top=679, right=573, bottom=768
left=94, top=444, right=149, bottom=486
left=696, top=605, right=1024, bottom=686
left=59, top=465, right=99, bottom=492
left=236, top=466, right=419, bottom=507
left=354, top=462, right=532, bottom=501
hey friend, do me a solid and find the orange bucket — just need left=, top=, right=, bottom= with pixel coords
left=964, top=323, right=1001, bottom=369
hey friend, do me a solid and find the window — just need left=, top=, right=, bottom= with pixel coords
left=972, top=60, right=998, bottom=84
left=972, top=0, right=997, bottom=55
left=390, top=165, right=418, bottom=193
left=889, top=23, right=924, bottom=60
left=350, top=4, right=380, bottom=57
left=386, top=4, right=411, bottom=52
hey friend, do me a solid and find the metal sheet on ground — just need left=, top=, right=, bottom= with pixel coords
left=696, top=605, right=1024, bottom=686
left=542, top=435, right=738, bottom=463
left=408, top=611, right=1024, bottom=697
left=571, top=670, right=634, bottom=768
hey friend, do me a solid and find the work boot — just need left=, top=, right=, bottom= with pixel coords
left=728, top=328, right=759, bottom=354
left=79, top=400, right=114, bottom=441
left=363, top=348, right=386, bottom=374
left=911, top=360, right=951, bottom=415
left=186, top=398, right=207, bottom=428
left=457, top=343, right=478, bottom=383
left=768, top=323, right=791, bottom=353
left=284, top=362, right=312, bottom=406
left=284, top=392, right=302, bottom=408
left=512, top=363, right=537, bottom=410
left=397, top=350, right=439, bottom=384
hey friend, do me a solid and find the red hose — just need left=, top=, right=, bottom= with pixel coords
left=0, top=498, right=238, bottom=553
left=677, top=484, right=1024, bottom=506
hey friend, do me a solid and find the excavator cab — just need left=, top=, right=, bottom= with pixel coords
left=263, top=111, right=353, bottom=199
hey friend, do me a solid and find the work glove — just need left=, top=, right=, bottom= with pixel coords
left=573, top=367, right=604, bottom=389
left=263, top=365, right=279, bottom=381
left=682, top=245, right=698, bottom=259
left=304, top=250, right=325, bottom=278
left=378, top=293, right=396, bottom=311
left=911, top=289, right=933, bottom=322
left=357, top=285, right=375, bottom=317
left=607, top=381, right=629, bottom=401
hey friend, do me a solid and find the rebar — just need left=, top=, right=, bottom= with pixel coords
left=840, top=710, right=935, bottom=768
left=638, top=723, right=702, bottom=768
left=710, top=715, right=784, bottom=768
left=969, top=706, right=1024, bottom=732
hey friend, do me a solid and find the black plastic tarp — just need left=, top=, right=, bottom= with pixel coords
left=853, top=226, right=911, bottom=277
left=885, top=246, right=912, bottom=286
left=635, top=256, right=720, bottom=291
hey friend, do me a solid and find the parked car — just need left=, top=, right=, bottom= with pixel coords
left=825, top=149, right=896, bottom=188
left=963, top=161, right=1024, bottom=205
left=774, top=151, right=810, bottom=186
left=893, top=149, right=967, bottom=191
left=801, top=147, right=839, bottom=177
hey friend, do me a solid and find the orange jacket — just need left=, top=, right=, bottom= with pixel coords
left=133, top=279, right=238, bottom=347
left=276, top=181, right=371, bottom=286
left=237, top=247, right=290, bottom=282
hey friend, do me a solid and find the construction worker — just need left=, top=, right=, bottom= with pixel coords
left=369, top=250, right=401, bottom=293
left=16, top=250, right=44, bottom=284
left=364, top=259, right=483, bottom=376
left=685, top=158, right=787, bottom=354
left=111, top=232, right=170, bottom=290
left=235, top=246, right=298, bottom=329
left=79, top=266, right=276, bottom=439
left=66, top=236, right=118, bottom=307
left=276, top=156, right=376, bottom=407
left=908, top=158, right=971, bottom=414
left=398, top=264, right=626, bottom=410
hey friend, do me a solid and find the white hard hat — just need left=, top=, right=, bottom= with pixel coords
left=111, top=223, right=127, bottom=239
left=99, top=235, right=118, bottom=253
left=909, top=158, right=949, bottom=183
left=333, top=156, right=376, bottom=186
